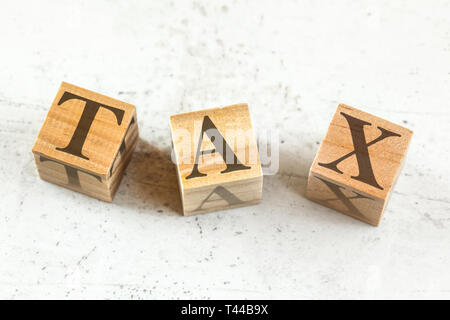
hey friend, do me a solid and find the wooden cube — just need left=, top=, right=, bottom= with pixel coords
left=32, top=82, right=138, bottom=202
left=170, top=104, right=263, bottom=216
left=306, top=104, right=413, bottom=226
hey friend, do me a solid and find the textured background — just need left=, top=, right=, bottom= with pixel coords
left=1, top=0, right=449, bottom=299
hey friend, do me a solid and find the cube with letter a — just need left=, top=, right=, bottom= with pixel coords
left=32, top=82, right=138, bottom=202
left=306, top=104, right=413, bottom=226
left=170, top=103, right=263, bottom=216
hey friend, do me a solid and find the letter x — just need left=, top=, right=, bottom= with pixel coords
left=313, top=176, right=372, bottom=220
left=319, top=112, right=401, bottom=190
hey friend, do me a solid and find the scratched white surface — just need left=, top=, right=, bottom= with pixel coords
left=1, top=0, right=450, bottom=299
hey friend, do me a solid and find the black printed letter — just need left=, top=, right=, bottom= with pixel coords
left=318, top=112, right=400, bottom=190
left=186, top=116, right=250, bottom=179
left=56, top=92, right=125, bottom=160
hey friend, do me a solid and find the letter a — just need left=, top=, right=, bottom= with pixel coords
left=186, top=116, right=250, bottom=179
left=194, top=186, right=244, bottom=212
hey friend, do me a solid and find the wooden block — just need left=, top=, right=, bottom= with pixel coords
left=170, top=103, right=263, bottom=216
left=306, top=104, right=413, bottom=226
left=32, top=82, right=139, bottom=202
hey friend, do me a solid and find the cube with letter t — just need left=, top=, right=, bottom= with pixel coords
left=170, top=104, right=263, bottom=216
left=306, top=104, right=413, bottom=226
left=32, top=82, right=138, bottom=202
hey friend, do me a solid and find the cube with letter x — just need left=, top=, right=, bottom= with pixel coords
left=170, top=104, right=263, bottom=216
left=306, top=104, right=413, bottom=226
left=32, top=82, right=138, bottom=202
